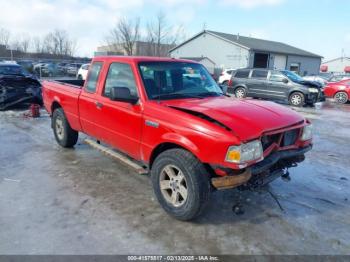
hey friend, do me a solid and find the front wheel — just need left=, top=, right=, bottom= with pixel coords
left=289, top=92, right=305, bottom=107
left=151, top=149, right=211, bottom=221
left=235, top=87, right=247, bottom=98
left=52, top=108, right=78, bottom=148
left=334, top=92, right=348, bottom=104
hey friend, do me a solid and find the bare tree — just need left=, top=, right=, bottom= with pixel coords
left=0, top=28, right=11, bottom=47
left=41, top=29, right=77, bottom=56
left=33, top=37, right=42, bottom=53
left=146, top=12, right=185, bottom=57
left=106, top=17, right=140, bottom=55
left=14, top=34, right=31, bottom=53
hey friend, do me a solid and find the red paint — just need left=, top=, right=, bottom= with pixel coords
left=345, top=66, right=350, bottom=73
left=324, top=79, right=350, bottom=98
left=42, top=56, right=312, bottom=172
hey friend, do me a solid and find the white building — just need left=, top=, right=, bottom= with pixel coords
left=170, top=30, right=322, bottom=76
left=321, top=57, right=350, bottom=73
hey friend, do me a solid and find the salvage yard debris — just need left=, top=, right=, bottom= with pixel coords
left=0, top=63, right=42, bottom=111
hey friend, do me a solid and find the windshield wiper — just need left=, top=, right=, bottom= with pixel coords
left=152, top=93, right=205, bottom=100
left=196, top=91, right=223, bottom=98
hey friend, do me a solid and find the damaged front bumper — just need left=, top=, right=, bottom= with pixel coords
left=306, top=91, right=326, bottom=104
left=211, top=145, right=312, bottom=190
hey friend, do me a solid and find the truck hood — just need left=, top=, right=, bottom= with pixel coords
left=163, top=97, right=304, bottom=141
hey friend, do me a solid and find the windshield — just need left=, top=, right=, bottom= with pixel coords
left=281, top=70, right=304, bottom=83
left=138, top=62, right=223, bottom=100
left=0, top=65, right=26, bottom=76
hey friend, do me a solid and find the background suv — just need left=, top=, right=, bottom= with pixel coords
left=228, top=68, right=324, bottom=106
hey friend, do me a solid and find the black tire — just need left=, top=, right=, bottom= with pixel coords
left=77, top=75, right=83, bottom=80
left=52, top=108, right=78, bottom=148
left=289, top=92, right=305, bottom=107
left=334, top=91, right=348, bottom=104
left=235, top=87, right=247, bottom=98
left=151, top=148, right=211, bottom=221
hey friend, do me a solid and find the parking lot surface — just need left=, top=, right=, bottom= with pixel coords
left=0, top=100, right=349, bottom=255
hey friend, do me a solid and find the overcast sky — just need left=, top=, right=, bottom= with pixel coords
left=0, top=0, right=349, bottom=60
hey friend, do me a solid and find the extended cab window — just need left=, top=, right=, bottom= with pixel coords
left=85, top=62, right=102, bottom=93
left=234, top=70, right=250, bottom=78
left=104, top=63, right=138, bottom=97
left=252, top=70, right=268, bottom=79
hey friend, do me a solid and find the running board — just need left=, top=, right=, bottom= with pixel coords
left=84, top=138, right=147, bottom=175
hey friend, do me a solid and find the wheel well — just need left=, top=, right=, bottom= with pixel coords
left=289, top=91, right=304, bottom=99
left=235, top=86, right=246, bottom=91
left=149, top=143, right=188, bottom=169
left=51, top=101, right=62, bottom=113
left=148, top=142, right=215, bottom=176
left=334, top=90, right=348, bottom=96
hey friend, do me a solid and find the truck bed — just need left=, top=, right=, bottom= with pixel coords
left=42, top=79, right=83, bottom=132
left=50, top=79, right=85, bottom=88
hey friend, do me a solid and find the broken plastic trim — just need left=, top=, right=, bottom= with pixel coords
left=168, top=106, right=232, bottom=131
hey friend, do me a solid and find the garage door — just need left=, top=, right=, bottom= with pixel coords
left=274, top=55, right=287, bottom=70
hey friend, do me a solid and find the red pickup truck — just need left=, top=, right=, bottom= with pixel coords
left=43, top=56, right=312, bottom=220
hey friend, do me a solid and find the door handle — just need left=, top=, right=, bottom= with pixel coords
left=95, top=102, right=103, bottom=109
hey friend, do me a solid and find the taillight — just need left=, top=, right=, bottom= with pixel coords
left=228, top=78, right=233, bottom=86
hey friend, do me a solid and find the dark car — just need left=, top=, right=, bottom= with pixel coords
left=228, top=68, right=324, bottom=107
left=0, top=63, right=42, bottom=110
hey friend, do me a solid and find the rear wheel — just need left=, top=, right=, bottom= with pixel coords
left=151, top=148, right=211, bottom=221
left=334, top=92, right=348, bottom=104
left=289, top=92, right=305, bottom=107
left=222, top=80, right=228, bottom=86
left=52, top=108, right=78, bottom=148
left=235, top=87, right=247, bottom=98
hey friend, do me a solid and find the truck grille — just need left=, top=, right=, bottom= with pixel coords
left=261, top=128, right=300, bottom=150
left=282, top=129, right=299, bottom=147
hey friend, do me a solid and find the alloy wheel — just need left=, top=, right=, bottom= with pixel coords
left=55, top=117, right=64, bottom=140
left=159, top=164, right=188, bottom=207
left=334, top=92, right=348, bottom=104
left=291, top=94, right=302, bottom=106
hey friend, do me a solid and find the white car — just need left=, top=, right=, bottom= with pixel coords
left=218, top=69, right=235, bottom=85
left=76, top=64, right=90, bottom=80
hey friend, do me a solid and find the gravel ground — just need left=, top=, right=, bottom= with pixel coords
left=0, top=100, right=349, bottom=255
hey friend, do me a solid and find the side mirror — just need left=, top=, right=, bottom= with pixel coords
left=110, top=87, right=139, bottom=104
left=282, top=78, right=289, bottom=84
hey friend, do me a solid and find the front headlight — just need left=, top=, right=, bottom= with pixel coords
left=308, top=88, right=319, bottom=93
left=225, top=140, right=263, bottom=164
left=301, top=124, right=313, bottom=141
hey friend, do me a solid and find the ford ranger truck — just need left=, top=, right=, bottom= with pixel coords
left=42, top=56, right=313, bottom=221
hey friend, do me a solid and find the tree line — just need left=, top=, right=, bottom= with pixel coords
left=0, top=28, right=77, bottom=57
left=105, top=12, right=185, bottom=57
left=0, top=12, right=186, bottom=58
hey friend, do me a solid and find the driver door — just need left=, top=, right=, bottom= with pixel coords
left=96, top=62, right=143, bottom=160
left=267, top=71, right=290, bottom=99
